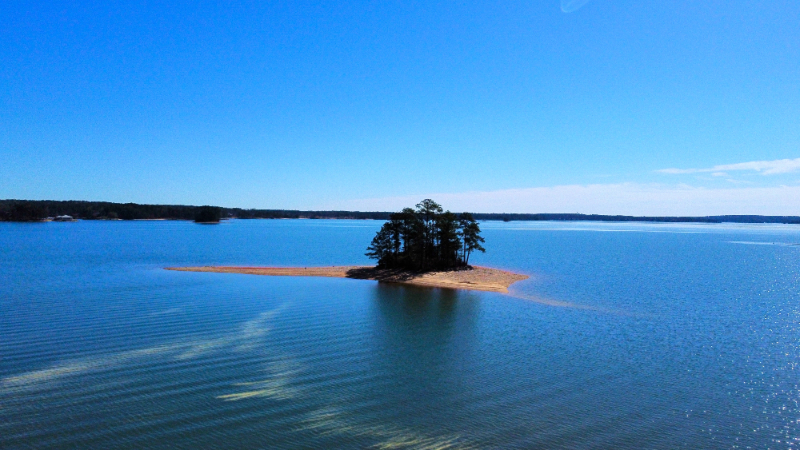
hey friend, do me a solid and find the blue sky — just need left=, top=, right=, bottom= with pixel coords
left=2, top=0, right=799, bottom=214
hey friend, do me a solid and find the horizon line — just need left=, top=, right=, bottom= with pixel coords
left=3, top=199, right=800, bottom=221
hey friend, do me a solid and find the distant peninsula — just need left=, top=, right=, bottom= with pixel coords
left=2, top=199, right=800, bottom=224
left=165, top=265, right=528, bottom=294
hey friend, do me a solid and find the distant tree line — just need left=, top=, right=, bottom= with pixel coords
left=366, top=199, right=485, bottom=271
left=469, top=213, right=800, bottom=224
left=0, top=200, right=392, bottom=222
left=1, top=201, right=48, bottom=222
left=2, top=199, right=800, bottom=224
left=194, top=206, right=222, bottom=223
left=0, top=200, right=208, bottom=221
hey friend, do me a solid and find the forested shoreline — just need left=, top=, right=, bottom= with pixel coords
left=2, top=199, right=799, bottom=224
left=0, top=200, right=391, bottom=222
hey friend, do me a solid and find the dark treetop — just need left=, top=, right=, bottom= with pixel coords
left=366, top=199, right=485, bottom=271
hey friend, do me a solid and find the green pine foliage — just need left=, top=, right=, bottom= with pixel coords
left=366, top=199, right=486, bottom=270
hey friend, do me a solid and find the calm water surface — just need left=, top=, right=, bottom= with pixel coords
left=1, top=220, right=798, bottom=449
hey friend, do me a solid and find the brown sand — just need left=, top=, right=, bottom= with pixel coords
left=165, top=265, right=528, bottom=293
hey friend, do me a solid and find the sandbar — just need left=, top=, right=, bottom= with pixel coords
left=165, top=265, right=528, bottom=293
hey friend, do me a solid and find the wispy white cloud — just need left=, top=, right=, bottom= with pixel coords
left=336, top=183, right=800, bottom=216
left=659, top=158, right=800, bottom=175
left=561, top=0, right=592, bottom=13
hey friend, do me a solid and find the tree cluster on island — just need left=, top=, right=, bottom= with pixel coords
left=366, top=199, right=485, bottom=271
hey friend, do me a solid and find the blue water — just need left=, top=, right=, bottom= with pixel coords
left=1, top=220, right=798, bottom=449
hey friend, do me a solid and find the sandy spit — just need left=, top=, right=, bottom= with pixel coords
left=165, top=265, right=529, bottom=293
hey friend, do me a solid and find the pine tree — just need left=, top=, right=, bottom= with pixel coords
left=436, top=211, right=461, bottom=268
left=459, top=212, right=485, bottom=265
left=415, top=199, right=443, bottom=270
left=365, top=222, right=395, bottom=267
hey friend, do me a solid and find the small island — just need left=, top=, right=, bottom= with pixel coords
left=166, top=265, right=528, bottom=293
left=167, top=200, right=529, bottom=293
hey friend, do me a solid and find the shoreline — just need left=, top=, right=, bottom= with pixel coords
left=165, top=265, right=529, bottom=293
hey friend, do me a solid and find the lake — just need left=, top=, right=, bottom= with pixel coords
left=1, top=219, right=798, bottom=449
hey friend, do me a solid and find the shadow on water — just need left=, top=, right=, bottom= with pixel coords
left=368, top=282, right=478, bottom=335
left=364, top=284, right=485, bottom=428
